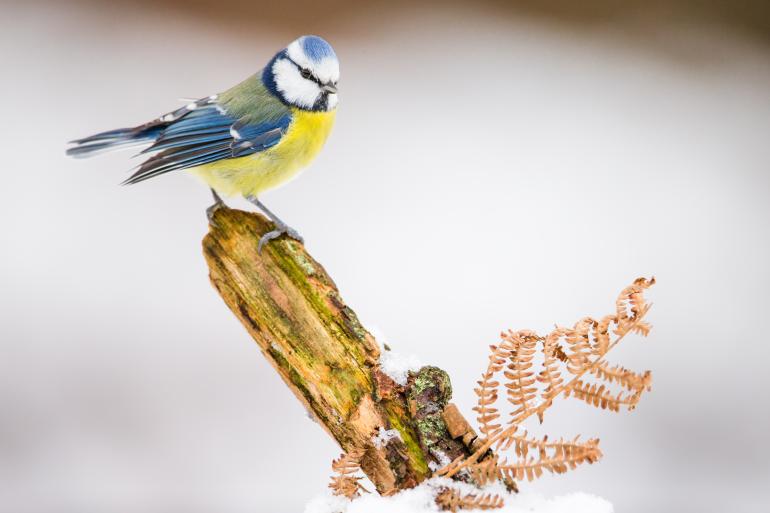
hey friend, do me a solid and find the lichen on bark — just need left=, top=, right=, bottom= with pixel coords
left=406, top=366, right=471, bottom=468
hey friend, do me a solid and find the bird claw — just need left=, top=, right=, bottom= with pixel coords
left=206, top=201, right=227, bottom=228
left=258, top=223, right=304, bottom=253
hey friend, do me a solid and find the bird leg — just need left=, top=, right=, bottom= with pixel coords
left=206, top=188, right=228, bottom=226
left=246, top=196, right=304, bottom=252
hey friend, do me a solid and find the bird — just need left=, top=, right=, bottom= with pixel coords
left=67, top=35, right=339, bottom=252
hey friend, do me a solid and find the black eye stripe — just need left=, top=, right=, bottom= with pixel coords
left=286, top=57, right=323, bottom=85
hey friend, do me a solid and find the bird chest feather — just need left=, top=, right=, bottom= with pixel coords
left=279, top=108, right=337, bottom=169
left=190, top=108, right=336, bottom=197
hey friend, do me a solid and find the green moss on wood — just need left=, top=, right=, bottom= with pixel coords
left=202, top=208, right=459, bottom=494
left=285, top=242, right=317, bottom=276
left=384, top=401, right=431, bottom=477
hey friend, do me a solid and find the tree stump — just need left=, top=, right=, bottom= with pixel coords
left=202, top=208, right=474, bottom=495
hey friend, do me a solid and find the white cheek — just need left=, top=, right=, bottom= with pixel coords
left=273, top=59, right=320, bottom=109
left=314, top=58, right=339, bottom=84
left=326, top=93, right=338, bottom=110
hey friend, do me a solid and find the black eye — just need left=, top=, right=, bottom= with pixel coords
left=300, top=68, right=312, bottom=79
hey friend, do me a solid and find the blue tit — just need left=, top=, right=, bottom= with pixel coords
left=68, top=35, right=340, bottom=251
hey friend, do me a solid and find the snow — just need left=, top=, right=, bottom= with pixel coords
left=369, top=326, right=422, bottom=386
left=344, top=332, right=612, bottom=513
left=304, top=478, right=613, bottom=513
left=372, top=427, right=402, bottom=449
left=305, top=494, right=350, bottom=513
left=427, top=450, right=452, bottom=472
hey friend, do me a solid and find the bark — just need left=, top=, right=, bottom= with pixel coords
left=202, top=208, right=474, bottom=495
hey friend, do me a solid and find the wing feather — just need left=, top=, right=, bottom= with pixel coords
left=123, top=98, right=291, bottom=185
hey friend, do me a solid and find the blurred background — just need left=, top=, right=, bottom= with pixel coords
left=2, top=0, right=769, bottom=512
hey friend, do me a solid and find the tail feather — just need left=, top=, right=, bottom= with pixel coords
left=66, top=98, right=222, bottom=160
left=66, top=126, right=162, bottom=158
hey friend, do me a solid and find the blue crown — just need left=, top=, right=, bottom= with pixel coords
left=301, top=35, right=337, bottom=63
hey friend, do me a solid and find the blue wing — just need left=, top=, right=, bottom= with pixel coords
left=121, top=101, right=291, bottom=185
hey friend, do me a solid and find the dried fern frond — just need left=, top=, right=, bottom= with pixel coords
left=435, top=487, right=504, bottom=512
left=466, top=453, right=501, bottom=487
left=473, top=342, right=512, bottom=438
left=489, top=437, right=601, bottom=482
left=434, top=454, right=468, bottom=478
left=496, top=430, right=591, bottom=458
left=590, top=362, right=652, bottom=392
left=329, top=449, right=369, bottom=499
left=591, top=315, right=615, bottom=355
left=566, top=379, right=641, bottom=412
left=537, top=329, right=567, bottom=418
left=488, top=432, right=602, bottom=482
left=503, top=331, right=538, bottom=424
left=565, top=318, right=594, bottom=375
left=614, top=278, right=655, bottom=334
left=440, top=277, right=655, bottom=482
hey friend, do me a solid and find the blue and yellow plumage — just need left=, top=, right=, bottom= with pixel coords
left=192, top=109, right=335, bottom=198
left=67, top=35, right=340, bottom=250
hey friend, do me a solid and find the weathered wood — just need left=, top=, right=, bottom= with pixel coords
left=406, top=367, right=470, bottom=468
left=202, top=208, right=473, bottom=494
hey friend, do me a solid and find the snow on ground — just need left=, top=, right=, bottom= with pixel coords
left=304, top=478, right=613, bottom=513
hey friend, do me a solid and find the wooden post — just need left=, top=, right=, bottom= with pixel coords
left=202, top=208, right=473, bottom=495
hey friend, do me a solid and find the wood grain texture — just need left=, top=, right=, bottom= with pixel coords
left=202, top=207, right=446, bottom=493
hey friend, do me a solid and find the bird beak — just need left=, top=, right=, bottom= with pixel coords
left=322, top=83, right=338, bottom=94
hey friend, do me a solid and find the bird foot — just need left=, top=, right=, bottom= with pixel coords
left=206, top=200, right=227, bottom=227
left=206, top=188, right=229, bottom=227
left=258, top=223, right=304, bottom=253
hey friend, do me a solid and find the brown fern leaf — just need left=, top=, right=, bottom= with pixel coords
left=614, top=277, right=655, bottom=335
left=628, top=278, right=654, bottom=318
left=329, top=475, right=366, bottom=500
left=631, top=320, right=653, bottom=337
left=565, top=379, right=641, bottom=412
left=553, top=343, right=569, bottom=362
left=434, top=454, right=467, bottom=478
left=503, top=331, right=539, bottom=424
left=438, top=278, right=655, bottom=483
left=467, top=453, right=501, bottom=487
left=565, top=318, right=594, bottom=375
left=591, top=315, right=615, bottom=355
left=490, top=437, right=602, bottom=482
left=590, top=362, right=652, bottom=393
left=329, top=449, right=368, bottom=499
left=496, top=431, right=598, bottom=462
left=537, top=329, right=566, bottom=416
left=472, top=342, right=512, bottom=438
left=495, top=427, right=539, bottom=456
left=331, top=449, right=365, bottom=475
left=435, top=488, right=504, bottom=512
left=625, top=389, right=646, bottom=411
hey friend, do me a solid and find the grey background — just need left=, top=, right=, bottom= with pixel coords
left=1, top=1, right=769, bottom=512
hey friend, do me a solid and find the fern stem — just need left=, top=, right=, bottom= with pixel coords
left=441, top=308, right=650, bottom=478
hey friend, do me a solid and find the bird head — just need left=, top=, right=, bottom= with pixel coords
left=264, top=35, right=339, bottom=112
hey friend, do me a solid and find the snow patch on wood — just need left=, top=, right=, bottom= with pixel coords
left=370, top=326, right=422, bottom=386
left=372, top=427, right=402, bottom=449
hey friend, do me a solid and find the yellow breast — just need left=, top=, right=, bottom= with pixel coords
left=190, top=108, right=336, bottom=198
